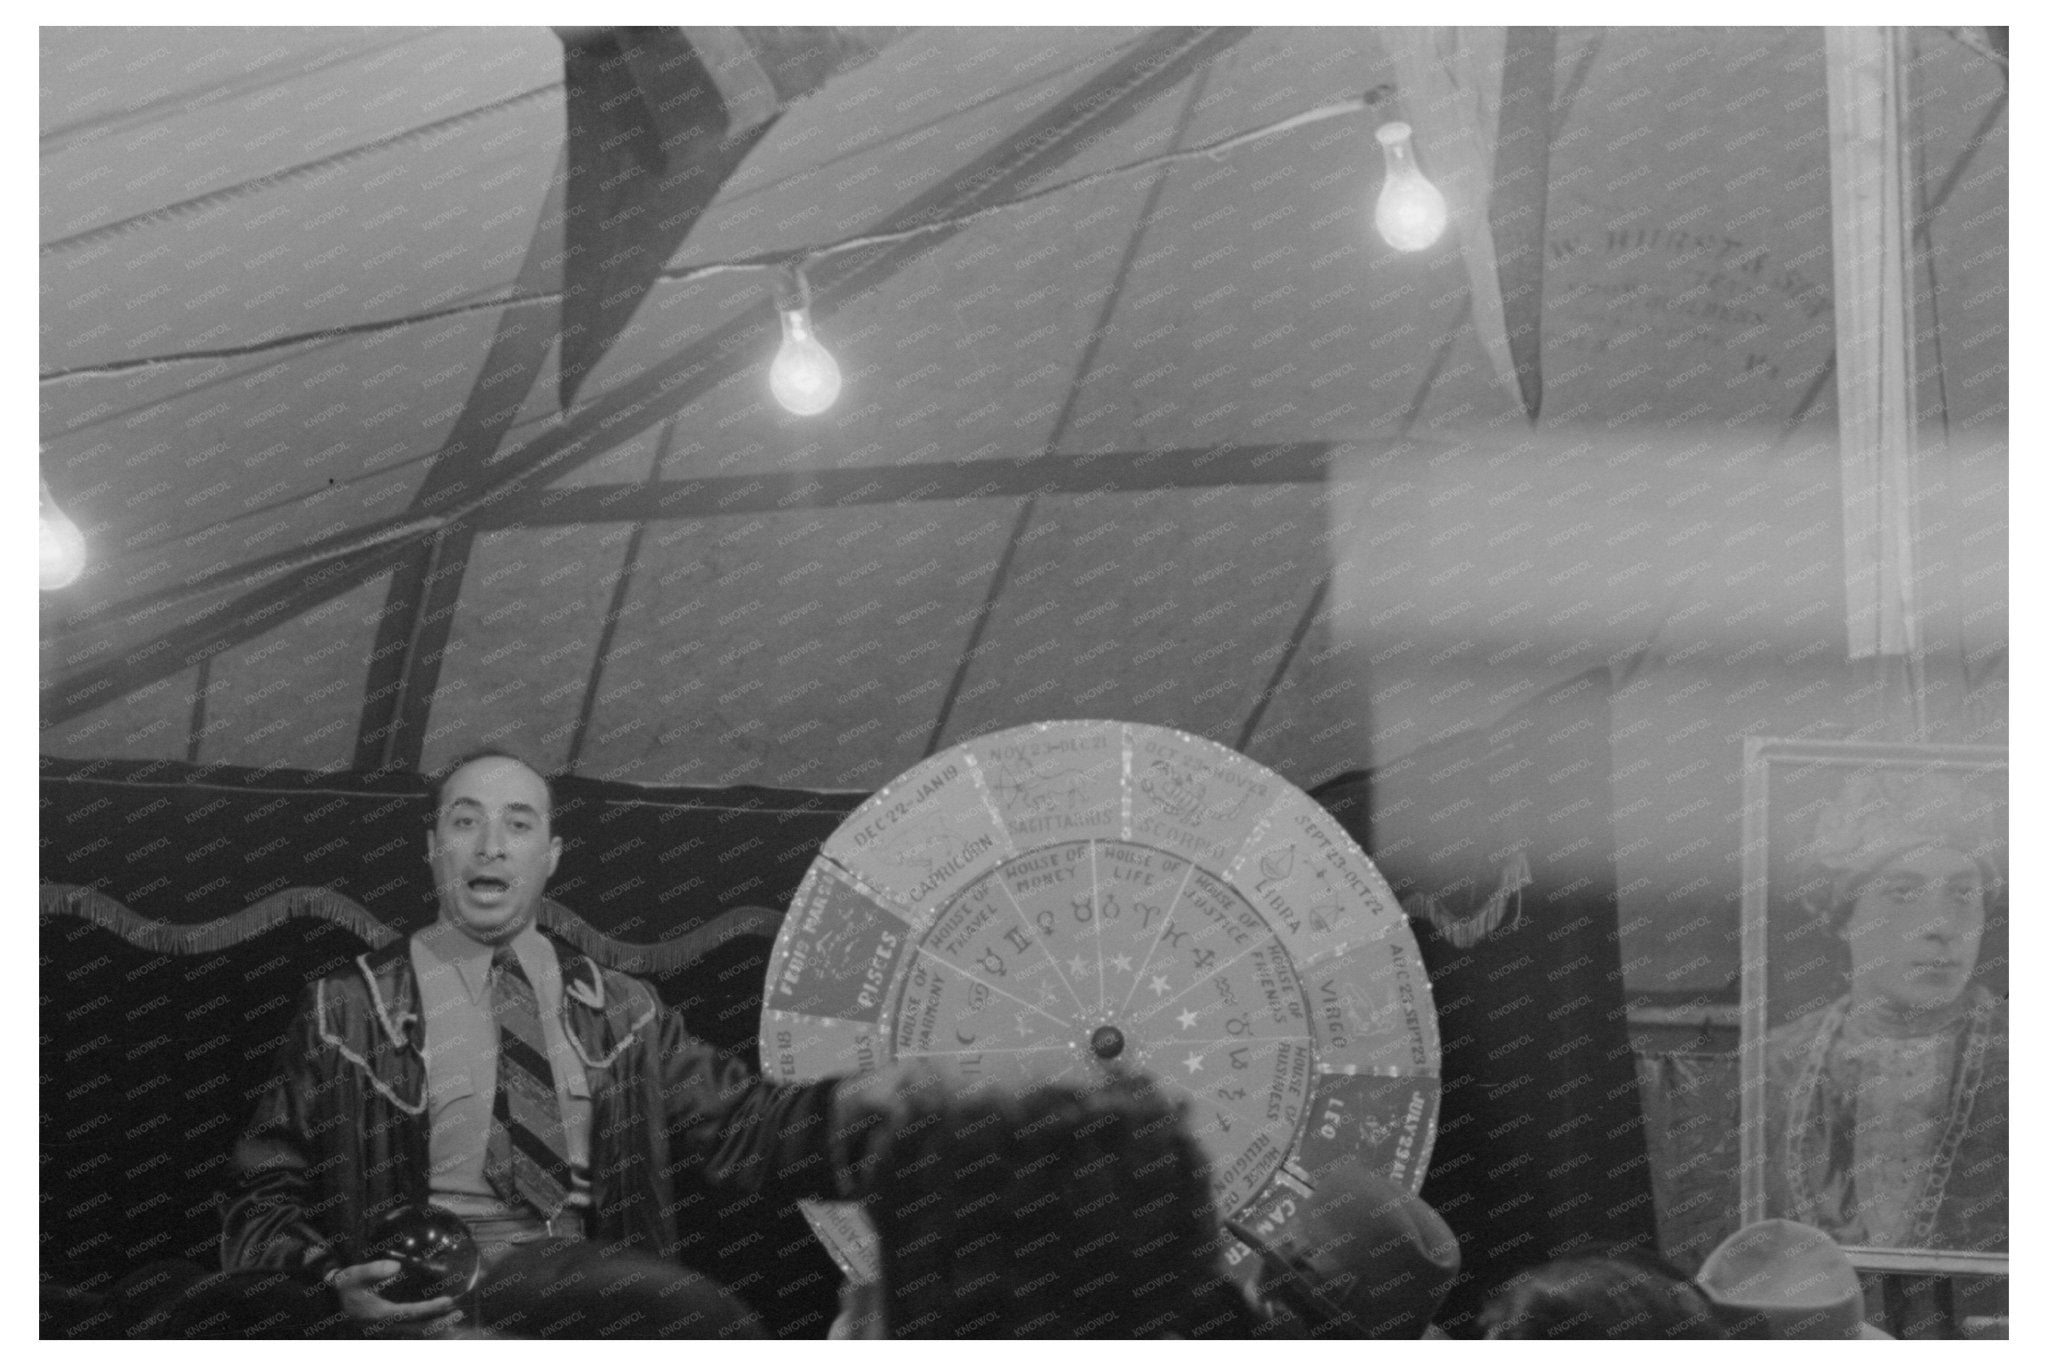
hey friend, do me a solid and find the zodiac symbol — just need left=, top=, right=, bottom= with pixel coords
left=1305, top=869, right=1339, bottom=934
left=1139, top=759, right=1205, bottom=821
left=1255, top=845, right=1296, bottom=894
left=987, top=769, right=1031, bottom=809
left=807, top=923, right=868, bottom=977
left=993, top=764, right=1088, bottom=814
left=1205, top=783, right=1258, bottom=822
left=1055, top=772, right=1092, bottom=811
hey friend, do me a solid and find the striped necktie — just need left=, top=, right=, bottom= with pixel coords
left=485, top=946, right=572, bottom=1218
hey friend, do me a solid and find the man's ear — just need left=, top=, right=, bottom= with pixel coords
left=425, top=830, right=438, bottom=867
left=547, top=835, right=562, bottom=880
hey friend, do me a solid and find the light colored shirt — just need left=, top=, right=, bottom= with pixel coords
left=411, top=920, right=592, bottom=1215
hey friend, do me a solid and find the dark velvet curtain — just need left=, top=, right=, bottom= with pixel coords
left=1313, top=668, right=1657, bottom=1333
left=39, top=757, right=861, bottom=1334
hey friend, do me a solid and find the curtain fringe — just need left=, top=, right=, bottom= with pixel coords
left=40, top=883, right=784, bottom=974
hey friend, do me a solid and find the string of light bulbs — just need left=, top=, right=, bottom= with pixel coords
left=761, top=105, right=1444, bottom=417
left=39, top=86, right=1451, bottom=589
left=766, top=264, right=842, bottom=417
left=40, top=84, right=1424, bottom=390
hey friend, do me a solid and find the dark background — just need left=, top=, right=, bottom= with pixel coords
left=1314, top=669, right=1657, bottom=1331
left=41, top=678, right=1657, bottom=1339
left=40, top=756, right=862, bottom=1336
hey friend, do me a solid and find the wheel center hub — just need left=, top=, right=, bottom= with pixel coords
left=1089, top=1024, right=1126, bottom=1059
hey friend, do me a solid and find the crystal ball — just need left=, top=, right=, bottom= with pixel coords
left=364, top=1205, right=481, bottom=1302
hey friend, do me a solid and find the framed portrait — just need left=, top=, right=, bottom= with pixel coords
left=1739, top=738, right=2007, bottom=1275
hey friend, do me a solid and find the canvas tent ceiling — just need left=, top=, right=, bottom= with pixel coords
left=38, top=26, right=2007, bottom=994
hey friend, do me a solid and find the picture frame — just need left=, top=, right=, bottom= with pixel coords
left=1738, top=737, right=2007, bottom=1275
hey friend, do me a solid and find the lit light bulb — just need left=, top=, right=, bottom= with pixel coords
left=769, top=305, right=842, bottom=416
left=40, top=476, right=86, bottom=590
left=1373, top=121, right=1449, bottom=253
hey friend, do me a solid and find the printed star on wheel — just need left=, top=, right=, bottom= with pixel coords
left=1148, top=973, right=1171, bottom=996
left=1177, top=1008, right=1200, bottom=1030
left=1109, top=953, right=1133, bottom=972
left=1066, top=954, right=1088, bottom=977
left=1182, top=1052, right=1204, bottom=1074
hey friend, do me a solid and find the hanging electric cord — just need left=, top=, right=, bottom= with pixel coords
left=38, top=289, right=561, bottom=385
left=46, top=515, right=449, bottom=626
left=40, top=33, right=1140, bottom=278
left=39, top=29, right=449, bottom=154
left=44, top=30, right=1250, bottom=616
left=108, top=405, right=562, bottom=563
left=38, top=85, right=1395, bottom=388
left=39, top=80, right=565, bottom=259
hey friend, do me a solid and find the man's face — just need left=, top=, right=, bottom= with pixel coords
left=1842, top=844, right=1985, bottom=1014
left=426, top=756, right=561, bottom=944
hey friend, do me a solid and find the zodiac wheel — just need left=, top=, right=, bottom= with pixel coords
left=760, top=720, right=1439, bottom=1285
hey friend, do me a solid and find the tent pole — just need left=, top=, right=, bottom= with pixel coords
left=1825, top=25, right=1924, bottom=738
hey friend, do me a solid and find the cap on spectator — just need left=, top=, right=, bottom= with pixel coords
left=1231, top=1165, right=1460, bottom=1338
left=1696, top=1219, right=1890, bottom=1340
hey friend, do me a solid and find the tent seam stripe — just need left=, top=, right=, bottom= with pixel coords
left=40, top=28, right=1252, bottom=728
left=39, top=29, right=447, bottom=151
left=563, top=420, right=675, bottom=775
left=39, top=41, right=1384, bottom=386
left=40, top=81, right=564, bottom=257
left=919, top=54, right=1218, bottom=759
left=929, top=58, right=1208, bottom=760
left=1236, top=575, right=1328, bottom=754
left=362, top=146, right=574, bottom=771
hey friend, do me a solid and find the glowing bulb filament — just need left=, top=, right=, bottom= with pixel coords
left=1373, top=122, right=1449, bottom=253
left=769, top=306, right=842, bottom=416
left=40, top=477, right=86, bottom=590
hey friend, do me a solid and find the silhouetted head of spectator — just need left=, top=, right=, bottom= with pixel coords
left=1477, top=1248, right=1728, bottom=1339
left=475, top=1238, right=765, bottom=1339
left=104, top=1261, right=351, bottom=1339
left=863, top=1074, right=1253, bottom=1338
left=1231, top=1165, right=1461, bottom=1337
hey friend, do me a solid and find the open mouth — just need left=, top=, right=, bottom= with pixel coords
left=466, top=875, right=511, bottom=903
